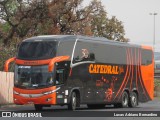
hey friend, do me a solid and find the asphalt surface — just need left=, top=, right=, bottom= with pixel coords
left=0, top=97, right=160, bottom=118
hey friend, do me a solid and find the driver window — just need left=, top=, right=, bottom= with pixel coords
left=55, top=69, right=65, bottom=85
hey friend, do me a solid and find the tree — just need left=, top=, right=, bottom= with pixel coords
left=0, top=0, right=49, bottom=46
left=89, top=0, right=129, bottom=42
left=0, top=0, right=130, bottom=71
left=0, top=0, right=129, bottom=45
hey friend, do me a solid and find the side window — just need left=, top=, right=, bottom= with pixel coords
left=141, top=49, right=153, bottom=65
left=93, top=43, right=126, bottom=64
left=73, top=41, right=95, bottom=63
left=57, top=41, right=75, bottom=57
left=55, top=69, right=65, bottom=85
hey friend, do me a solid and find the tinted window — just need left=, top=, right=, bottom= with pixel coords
left=73, top=41, right=95, bottom=63
left=141, top=49, right=153, bottom=65
left=93, top=43, right=126, bottom=64
left=18, top=41, right=57, bottom=60
left=57, top=41, right=75, bottom=58
left=73, top=41, right=127, bottom=64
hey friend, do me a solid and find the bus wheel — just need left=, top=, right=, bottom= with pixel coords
left=128, top=92, right=138, bottom=107
left=34, top=104, right=43, bottom=111
left=68, top=92, right=77, bottom=110
left=121, top=91, right=129, bottom=108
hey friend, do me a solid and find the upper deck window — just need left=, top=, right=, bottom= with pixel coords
left=141, top=49, right=153, bottom=66
left=17, top=41, right=57, bottom=60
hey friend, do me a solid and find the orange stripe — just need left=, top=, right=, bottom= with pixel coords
left=141, top=45, right=152, bottom=50
left=48, top=56, right=70, bottom=72
left=130, top=49, right=134, bottom=90
left=15, top=56, right=70, bottom=70
left=138, top=49, right=148, bottom=99
left=118, top=49, right=132, bottom=100
left=15, top=59, right=51, bottom=65
left=135, top=48, right=138, bottom=91
left=118, top=48, right=132, bottom=100
left=4, top=57, right=16, bottom=72
left=114, top=48, right=129, bottom=100
left=69, top=68, right=72, bottom=77
left=137, top=49, right=142, bottom=92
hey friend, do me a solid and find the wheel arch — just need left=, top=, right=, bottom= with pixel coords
left=69, top=88, right=81, bottom=107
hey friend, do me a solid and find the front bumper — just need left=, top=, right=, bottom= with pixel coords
left=13, top=86, right=57, bottom=105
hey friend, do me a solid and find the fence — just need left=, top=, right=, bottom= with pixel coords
left=0, top=71, right=14, bottom=104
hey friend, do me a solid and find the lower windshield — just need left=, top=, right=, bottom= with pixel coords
left=15, top=65, right=54, bottom=89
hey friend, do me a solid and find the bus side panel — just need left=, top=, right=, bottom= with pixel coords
left=70, top=40, right=154, bottom=104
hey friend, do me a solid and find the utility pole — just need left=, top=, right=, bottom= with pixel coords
left=150, top=12, right=158, bottom=51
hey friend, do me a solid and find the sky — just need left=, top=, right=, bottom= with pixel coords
left=83, top=0, right=160, bottom=52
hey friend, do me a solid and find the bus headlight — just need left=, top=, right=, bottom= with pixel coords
left=43, top=90, right=56, bottom=95
left=13, top=91, right=20, bottom=95
left=43, top=87, right=61, bottom=95
left=43, top=91, right=53, bottom=95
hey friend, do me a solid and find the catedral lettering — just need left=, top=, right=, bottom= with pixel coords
left=4, top=35, right=154, bottom=111
left=89, top=64, right=119, bottom=74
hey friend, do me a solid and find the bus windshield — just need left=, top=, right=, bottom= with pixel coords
left=14, top=65, right=54, bottom=89
left=17, top=41, right=57, bottom=60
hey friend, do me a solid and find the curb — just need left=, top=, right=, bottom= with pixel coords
left=0, top=104, right=19, bottom=108
left=0, top=104, right=32, bottom=109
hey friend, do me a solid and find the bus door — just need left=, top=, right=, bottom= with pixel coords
left=55, top=68, right=66, bottom=104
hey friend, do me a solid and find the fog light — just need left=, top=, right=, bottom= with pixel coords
left=46, top=98, right=52, bottom=102
left=14, top=98, right=17, bottom=101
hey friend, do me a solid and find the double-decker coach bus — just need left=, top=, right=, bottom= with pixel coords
left=4, top=35, right=154, bottom=110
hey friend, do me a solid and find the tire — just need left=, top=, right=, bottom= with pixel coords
left=68, top=92, right=77, bottom=110
left=121, top=91, right=129, bottom=108
left=87, top=104, right=106, bottom=109
left=128, top=92, right=138, bottom=107
left=34, top=104, right=43, bottom=111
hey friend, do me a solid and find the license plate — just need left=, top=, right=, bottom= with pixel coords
left=28, top=101, right=34, bottom=104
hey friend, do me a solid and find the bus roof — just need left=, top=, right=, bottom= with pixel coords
left=23, top=35, right=150, bottom=49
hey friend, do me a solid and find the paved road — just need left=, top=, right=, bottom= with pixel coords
left=0, top=98, right=160, bottom=117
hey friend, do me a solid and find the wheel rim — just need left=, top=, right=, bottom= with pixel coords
left=122, top=93, right=128, bottom=106
left=123, top=97, right=127, bottom=105
left=72, top=94, right=76, bottom=109
left=131, top=95, right=137, bottom=106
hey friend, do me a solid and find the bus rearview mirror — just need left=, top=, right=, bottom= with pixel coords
left=4, top=57, right=16, bottom=72
left=48, top=56, right=70, bottom=72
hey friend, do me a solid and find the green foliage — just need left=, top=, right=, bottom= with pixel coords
left=155, top=79, right=160, bottom=88
left=0, top=0, right=129, bottom=45
left=0, top=44, right=16, bottom=71
left=1, top=23, right=11, bottom=33
left=6, top=0, right=18, bottom=14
